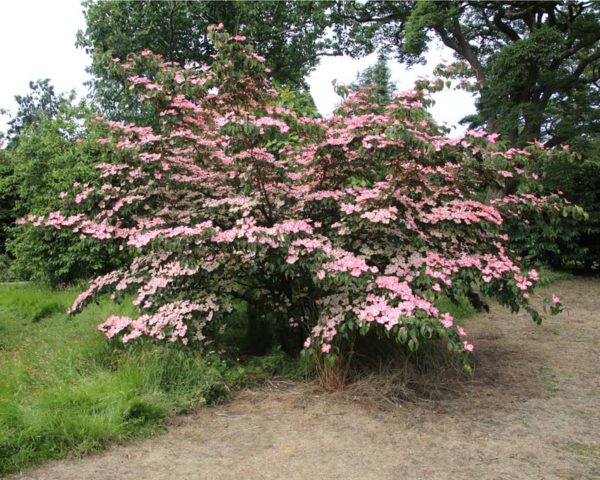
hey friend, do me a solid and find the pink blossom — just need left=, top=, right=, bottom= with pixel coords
left=440, top=313, right=453, bottom=329
left=528, top=269, right=540, bottom=281
left=487, top=132, right=500, bottom=144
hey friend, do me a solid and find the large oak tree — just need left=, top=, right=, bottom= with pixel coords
left=331, top=1, right=600, bottom=148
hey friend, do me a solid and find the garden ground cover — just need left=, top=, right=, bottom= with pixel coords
left=8, top=277, right=599, bottom=480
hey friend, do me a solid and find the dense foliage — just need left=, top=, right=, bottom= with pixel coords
left=535, top=146, right=600, bottom=270
left=2, top=104, right=130, bottom=285
left=0, top=150, right=14, bottom=256
left=24, top=28, right=569, bottom=370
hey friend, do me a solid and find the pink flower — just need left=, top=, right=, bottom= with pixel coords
left=487, top=132, right=500, bottom=144
left=551, top=294, right=561, bottom=305
left=440, top=313, right=453, bottom=329
left=321, top=343, right=331, bottom=353
left=463, top=341, right=474, bottom=352
left=528, top=269, right=540, bottom=281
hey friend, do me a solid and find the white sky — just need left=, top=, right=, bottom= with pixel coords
left=0, top=0, right=475, bottom=135
left=0, top=0, right=91, bottom=133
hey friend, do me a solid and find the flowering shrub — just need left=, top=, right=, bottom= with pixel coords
left=25, top=26, right=567, bottom=370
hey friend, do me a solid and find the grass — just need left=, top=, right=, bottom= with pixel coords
left=565, top=442, right=600, bottom=459
left=435, top=295, right=477, bottom=321
left=538, top=268, right=574, bottom=285
left=0, top=283, right=310, bottom=475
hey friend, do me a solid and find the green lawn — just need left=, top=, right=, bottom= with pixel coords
left=0, top=283, right=306, bottom=475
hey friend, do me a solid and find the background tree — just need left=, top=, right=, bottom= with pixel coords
left=0, top=79, right=130, bottom=285
left=0, top=149, right=14, bottom=257
left=332, top=0, right=600, bottom=149
left=350, top=52, right=396, bottom=106
left=1, top=79, right=70, bottom=263
left=77, top=0, right=333, bottom=120
left=5, top=79, right=71, bottom=146
left=4, top=106, right=132, bottom=286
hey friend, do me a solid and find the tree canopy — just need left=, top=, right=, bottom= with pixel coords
left=331, top=0, right=600, bottom=148
left=5, top=79, right=71, bottom=146
left=77, top=0, right=334, bottom=119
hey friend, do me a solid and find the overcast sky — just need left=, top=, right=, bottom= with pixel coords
left=0, top=0, right=476, bottom=135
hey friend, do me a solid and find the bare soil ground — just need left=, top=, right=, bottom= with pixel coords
left=11, top=278, right=600, bottom=480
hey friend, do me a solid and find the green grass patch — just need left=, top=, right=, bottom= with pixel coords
left=538, top=268, right=574, bottom=285
left=435, top=295, right=477, bottom=322
left=565, top=441, right=600, bottom=459
left=0, top=283, right=311, bottom=475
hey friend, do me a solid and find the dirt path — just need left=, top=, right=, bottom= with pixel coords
left=12, top=278, right=600, bottom=480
